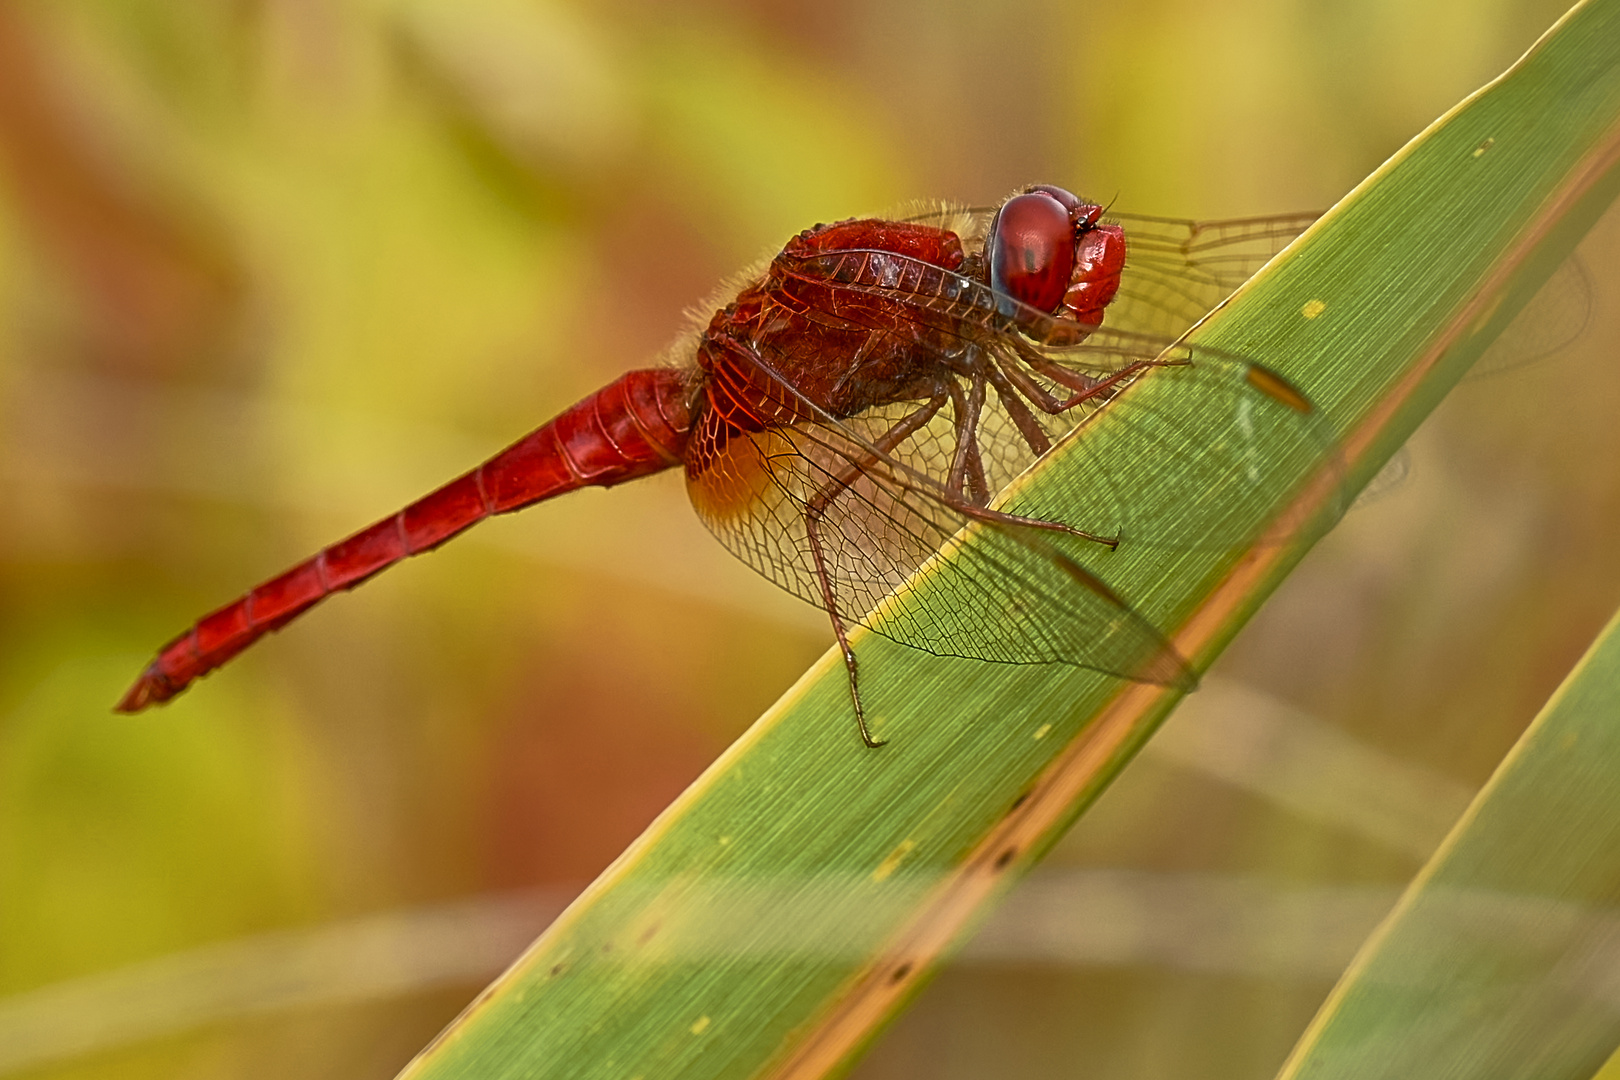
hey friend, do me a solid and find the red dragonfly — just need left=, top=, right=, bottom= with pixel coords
left=117, top=185, right=1330, bottom=747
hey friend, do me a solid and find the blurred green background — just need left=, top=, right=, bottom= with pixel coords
left=0, top=0, right=1615, bottom=1077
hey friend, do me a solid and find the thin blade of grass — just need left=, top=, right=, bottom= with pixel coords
left=399, top=2, right=1620, bottom=1076
left=1274, top=601, right=1620, bottom=1080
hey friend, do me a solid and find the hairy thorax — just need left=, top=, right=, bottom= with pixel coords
left=695, top=218, right=972, bottom=430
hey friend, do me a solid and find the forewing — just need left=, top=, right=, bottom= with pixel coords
left=1107, top=211, right=1321, bottom=338
left=898, top=204, right=1320, bottom=339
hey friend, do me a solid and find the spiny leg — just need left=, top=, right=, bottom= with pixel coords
left=804, top=390, right=948, bottom=748
left=948, top=497, right=1120, bottom=550
left=961, top=363, right=1120, bottom=549
left=1006, top=353, right=1160, bottom=414
left=985, top=354, right=1171, bottom=547
left=981, top=362, right=1053, bottom=456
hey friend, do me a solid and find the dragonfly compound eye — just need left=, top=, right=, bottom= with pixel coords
left=989, top=191, right=1077, bottom=314
left=1027, top=184, right=1082, bottom=215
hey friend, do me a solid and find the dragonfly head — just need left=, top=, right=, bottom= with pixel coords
left=989, top=185, right=1126, bottom=332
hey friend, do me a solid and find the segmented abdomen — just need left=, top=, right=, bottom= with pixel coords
left=117, top=368, right=693, bottom=712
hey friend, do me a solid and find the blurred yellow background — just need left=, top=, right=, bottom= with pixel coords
left=0, top=0, right=1613, bottom=1077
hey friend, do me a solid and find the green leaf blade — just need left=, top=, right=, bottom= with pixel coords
left=1277, top=601, right=1620, bottom=1080
left=398, top=3, right=1620, bottom=1077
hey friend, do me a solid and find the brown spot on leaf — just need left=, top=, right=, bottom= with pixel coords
left=1245, top=363, right=1314, bottom=414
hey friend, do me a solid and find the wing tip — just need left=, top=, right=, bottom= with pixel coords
left=1140, top=650, right=1200, bottom=694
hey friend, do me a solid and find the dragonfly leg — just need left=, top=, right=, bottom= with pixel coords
left=1025, top=354, right=1178, bottom=411
left=804, top=390, right=949, bottom=748
left=964, top=364, right=1119, bottom=549
left=950, top=501, right=1120, bottom=550
left=826, top=590, right=878, bottom=748
left=981, top=362, right=1054, bottom=456
left=994, top=353, right=1136, bottom=417
left=946, top=374, right=990, bottom=505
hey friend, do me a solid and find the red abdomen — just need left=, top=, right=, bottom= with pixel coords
left=118, top=368, right=693, bottom=712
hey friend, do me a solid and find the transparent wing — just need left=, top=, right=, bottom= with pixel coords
left=899, top=203, right=1320, bottom=339
left=992, top=337, right=1345, bottom=552
left=1472, top=253, right=1594, bottom=376
left=907, top=199, right=1589, bottom=375
left=1107, top=211, right=1322, bottom=337
left=684, top=396, right=1194, bottom=686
